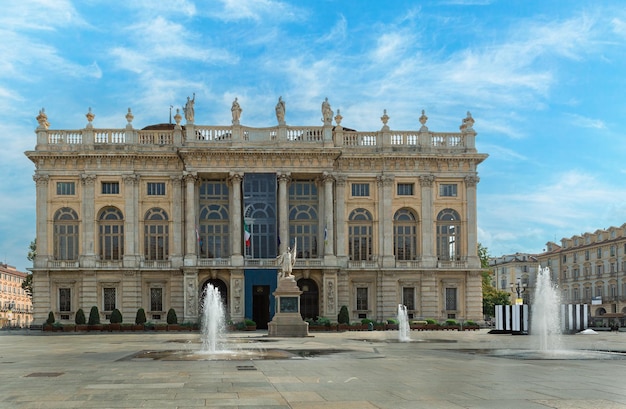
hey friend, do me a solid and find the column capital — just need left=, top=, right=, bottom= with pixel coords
left=33, top=174, right=49, bottom=186
left=376, top=175, right=394, bottom=187
left=170, top=175, right=183, bottom=187
left=465, top=175, right=480, bottom=187
left=183, top=172, right=198, bottom=184
left=277, top=172, right=291, bottom=184
left=335, top=175, right=347, bottom=186
left=228, top=171, right=244, bottom=184
left=122, top=173, right=139, bottom=185
left=419, top=174, right=435, bottom=187
left=80, top=173, right=97, bottom=185
left=322, top=172, right=335, bottom=184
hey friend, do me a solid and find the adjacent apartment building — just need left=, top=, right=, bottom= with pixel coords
left=538, top=224, right=626, bottom=326
left=489, top=253, right=539, bottom=305
left=0, top=263, right=33, bottom=328
left=25, top=98, right=487, bottom=327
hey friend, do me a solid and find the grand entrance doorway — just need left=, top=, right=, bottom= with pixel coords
left=253, top=285, right=270, bottom=329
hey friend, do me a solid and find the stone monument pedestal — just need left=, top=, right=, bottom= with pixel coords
left=268, top=276, right=309, bottom=337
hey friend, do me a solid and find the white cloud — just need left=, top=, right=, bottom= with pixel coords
left=209, top=0, right=303, bottom=22
left=318, top=14, right=347, bottom=43
left=564, top=113, right=606, bottom=129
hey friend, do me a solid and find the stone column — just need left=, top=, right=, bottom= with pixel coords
left=323, top=173, right=335, bottom=258
left=33, top=174, right=49, bottom=268
left=378, top=175, right=395, bottom=267
left=420, top=175, right=436, bottom=267
left=335, top=176, right=347, bottom=262
left=170, top=175, right=184, bottom=267
left=80, top=174, right=97, bottom=268
left=229, top=172, right=244, bottom=266
left=183, top=172, right=198, bottom=266
left=278, top=172, right=290, bottom=254
left=465, top=175, right=480, bottom=268
left=123, top=174, right=139, bottom=267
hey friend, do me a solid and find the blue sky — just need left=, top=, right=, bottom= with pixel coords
left=2, top=0, right=626, bottom=272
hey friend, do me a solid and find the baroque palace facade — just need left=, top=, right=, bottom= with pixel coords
left=26, top=97, right=487, bottom=328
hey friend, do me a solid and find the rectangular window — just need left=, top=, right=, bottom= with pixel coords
left=351, top=183, right=370, bottom=197
left=440, top=184, right=457, bottom=197
left=445, top=287, right=457, bottom=310
left=56, top=182, right=75, bottom=195
left=103, top=288, right=116, bottom=311
left=147, top=182, right=166, bottom=196
left=59, top=288, right=71, bottom=312
left=150, top=288, right=163, bottom=311
left=402, top=287, right=415, bottom=310
left=102, top=182, right=120, bottom=194
left=397, top=183, right=414, bottom=196
left=597, top=248, right=602, bottom=259
left=610, top=245, right=616, bottom=257
left=585, top=250, right=589, bottom=261
left=356, top=287, right=368, bottom=310
left=596, top=265, right=603, bottom=275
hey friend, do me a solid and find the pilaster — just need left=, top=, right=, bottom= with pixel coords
left=277, top=172, right=290, bottom=253
left=323, top=173, right=336, bottom=262
left=33, top=174, right=49, bottom=268
left=378, top=175, right=395, bottom=267
left=419, top=175, right=436, bottom=267
left=122, top=174, right=139, bottom=267
left=465, top=175, right=480, bottom=268
left=183, top=269, right=199, bottom=322
left=335, top=176, right=347, bottom=265
left=170, top=175, right=184, bottom=267
left=184, top=172, right=198, bottom=266
left=80, top=174, right=97, bottom=268
left=229, top=172, right=244, bottom=266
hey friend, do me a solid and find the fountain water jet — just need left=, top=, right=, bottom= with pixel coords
left=397, top=304, right=411, bottom=342
left=530, top=266, right=563, bottom=353
left=200, top=284, right=228, bottom=354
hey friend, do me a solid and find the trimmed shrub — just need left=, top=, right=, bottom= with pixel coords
left=46, top=311, right=55, bottom=325
left=244, top=318, right=256, bottom=326
left=88, top=306, right=100, bottom=325
left=166, top=308, right=178, bottom=325
left=338, top=305, right=350, bottom=324
left=135, top=308, right=147, bottom=325
left=361, top=318, right=373, bottom=325
left=316, top=316, right=331, bottom=327
left=445, top=319, right=458, bottom=326
left=425, top=318, right=438, bottom=325
left=75, top=308, right=86, bottom=325
left=387, top=318, right=399, bottom=325
left=110, top=308, right=123, bottom=324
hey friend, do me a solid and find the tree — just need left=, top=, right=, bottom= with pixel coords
left=479, top=243, right=510, bottom=318
left=21, top=273, right=33, bottom=299
left=88, top=306, right=101, bottom=325
left=22, top=239, right=36, bottom=299
left=167, top=308, right=178, bottom=325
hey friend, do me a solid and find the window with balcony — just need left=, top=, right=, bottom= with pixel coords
left=98, top=207, right=124, bottom=260
left=348, top=208, right=373, bottom=261
left=144, top=208, right=169, bottom=260
left=436, top=209, right=461, bottom=261
left=54, top=207, right=79, bottom=261
left=393, top=208, right=418, bottom=260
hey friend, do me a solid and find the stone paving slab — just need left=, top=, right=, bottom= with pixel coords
left=2, top=329, right=626, bottom=408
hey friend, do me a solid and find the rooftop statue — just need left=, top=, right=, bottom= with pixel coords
left=275, top=96, right=285, bottom=125
left=184, top=93, right=195, bottom=123
left=321, top=97, right=333, bottom=125
left=231, top=98, right=242, bottom=124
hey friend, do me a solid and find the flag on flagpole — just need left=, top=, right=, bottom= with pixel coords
left=324, top=226, right=328, bottom=246
left=195, top=224, right=200, bottom=242
left=244, top=223, right=251, bottom=247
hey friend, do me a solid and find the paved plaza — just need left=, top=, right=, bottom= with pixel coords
left=1, top=329, right=626, bottom=409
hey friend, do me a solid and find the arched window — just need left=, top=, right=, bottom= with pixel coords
left=54, top=207, right=79, bottom=260
left=393, top=208, right=418, bottom=260
left=436, top=209, right=461, bottom=261
left=289, top=204, right=318, bottom=259
left=348, top=208, right=373, bottom=261
left=98, top=207, right=124, bottom=260
left=144, top=208, right=169, bottom=260
left=199, top=204, right=229, bottom=258
left=199, top=180, right=230, bottom=258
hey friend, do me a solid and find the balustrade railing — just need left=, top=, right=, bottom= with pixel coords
left=95, top=129, right=126, bottom=144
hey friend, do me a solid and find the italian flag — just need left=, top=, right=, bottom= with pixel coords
left=244, top=223, right=251, bottom=247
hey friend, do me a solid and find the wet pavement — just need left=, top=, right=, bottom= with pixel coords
left=1, top=328, right=626, bottom=408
